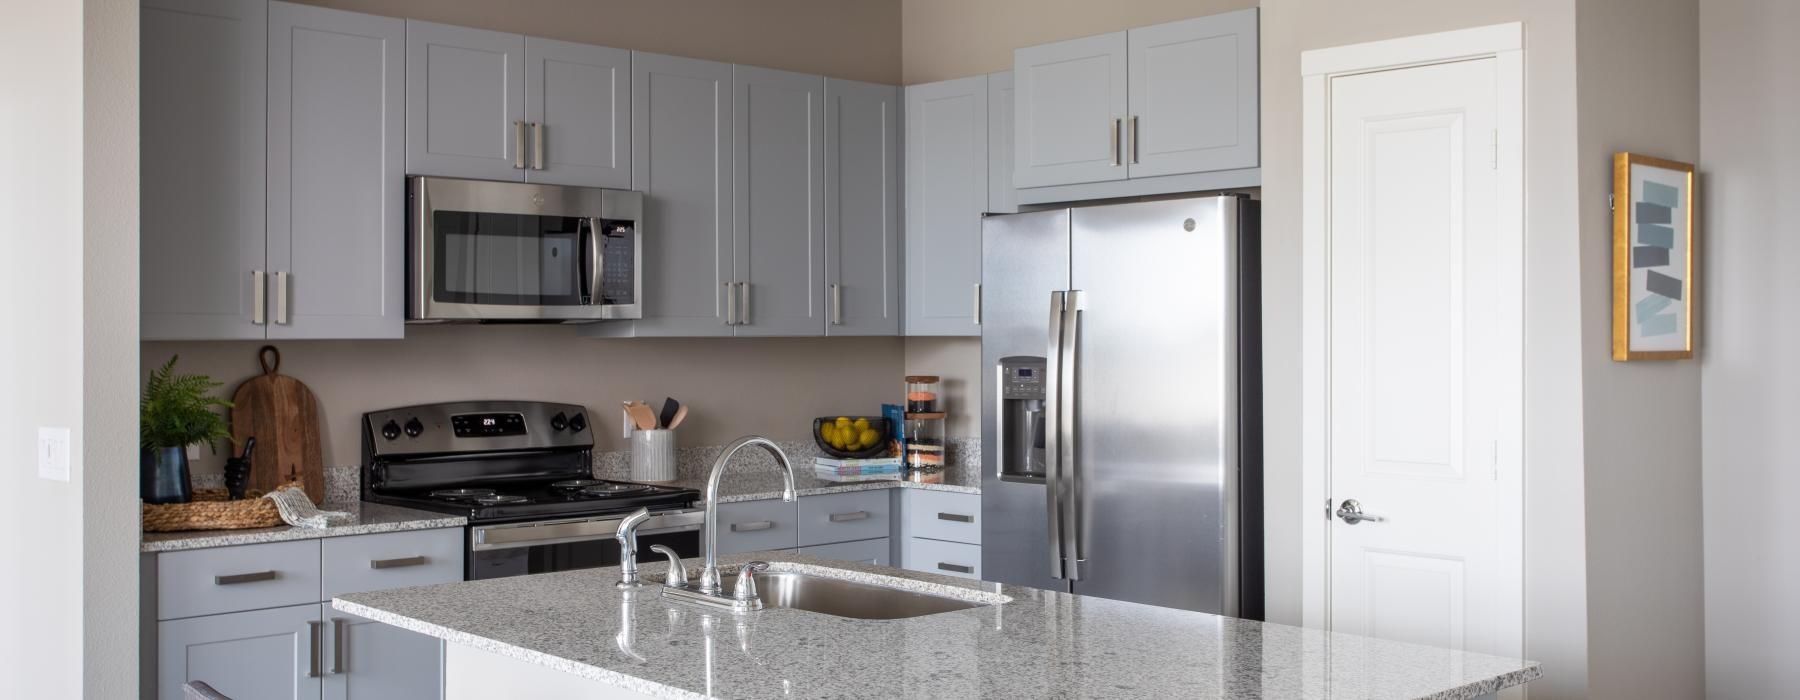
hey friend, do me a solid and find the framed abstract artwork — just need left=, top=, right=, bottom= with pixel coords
left=1612, top=152, right=1696, bottom=361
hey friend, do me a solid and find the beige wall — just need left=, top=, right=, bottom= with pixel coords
left=1699, top=1, right=1800, bottom=696
left=900, top=0, right=1255, bottom=84
left=146, top=330, right=908, bottom=474
left=1574, top=2, right=1704, bottom=698
left=294, top=0, right=902, bottom=84
left=902, top=337, right=980, bottom=438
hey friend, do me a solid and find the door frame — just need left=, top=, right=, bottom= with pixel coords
left=1299, top=22, right=1525, bottom=652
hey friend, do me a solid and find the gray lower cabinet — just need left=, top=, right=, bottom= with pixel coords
left=140, top=0, right=267, bottom=340
left=799, top=538, right=891, bottom=566
left=732, top=66, right=826, bottom=337
left=797, top=490, right=891, bottom=547
left=824, top=79, right=902, bottom=336
left=587, top=52, right=735, bottom=338
left=324, top=610, right=444, bottom=700
left=157, top=603, right=321, bottom=700
left=903, top=538, right=982, bottom=580
left=904, top=76, right=988, bottom=337
left=710, top=498, right=800, bottom=556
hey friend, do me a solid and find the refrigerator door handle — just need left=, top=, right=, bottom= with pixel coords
left=1061, top=290, right=1086, bottom=581
left=1045, top=291, right=1067, bottom=580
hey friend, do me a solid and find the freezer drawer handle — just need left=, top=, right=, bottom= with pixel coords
left=214, top=570, right=277, bottom=586
left=936, top=512, right=973, bottom=523
left=370, top=556, right=428, bottom=570
left=937, top=562, right=974, bottom=574
left=828, top=511, right=870, bottom=523
left=730, top=520, right=775, bottom=533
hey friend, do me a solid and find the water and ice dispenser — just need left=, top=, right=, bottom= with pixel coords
left=996, top=356, right=1048, bottom=482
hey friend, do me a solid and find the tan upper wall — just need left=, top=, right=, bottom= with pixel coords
left=293, top=0, right=902, bottom=84
left=900, top=0, right=1256, bottom=84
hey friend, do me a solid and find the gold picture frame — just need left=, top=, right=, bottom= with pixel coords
left=1612, top=152, right=1696, bottom=361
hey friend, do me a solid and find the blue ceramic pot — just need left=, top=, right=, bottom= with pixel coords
left=141, top=446, right=193, bottom=504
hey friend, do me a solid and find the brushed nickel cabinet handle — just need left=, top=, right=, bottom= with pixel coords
left=370, top=555, right=428, bottom=570
left=830, top=283, right=843, bottom=325
left=725, top=281, right=737, bottom=325
left=513, top=121, right=526, bottom=169
left=740, top=282, right=751, bottom=325
left=252, top=270, right=266, bottom=325
left=729, top=520, right=775, bottom=533
left=1130, top=116, right=1140, bottom=164
left=330, top=617, right=348, bottom=674
left=275, top=271, right=290, bottom=325
left=532, top=122, right=546, bottom=170
left=973, top=283, right=982, bottom=325
left=307, top=620, right=324, bottom=678
left=214, top=570, right=277, bottom=585
left=1110, top=118, right=1121, bottom=166
left=936, top=512, right=974, bottom=523
left=937, top=562, right=974, bottom=574
left=828, top=511, right=870, bottom=523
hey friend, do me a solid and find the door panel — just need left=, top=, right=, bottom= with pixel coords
left=903, top=76, right=986, bottom=336
left=141, top=0, right=267, bottom=340
left=1126, top=10, right=1260, bottom=177
left=732, top=66, right=825, bottom=336
left=267, top=2, right=404, bottom=340
left=323, top=609, right=445, bottom=700
left=157, top=604, right=319, bottom=700
left=824, top=78, right=900, bottom=336
left=1326, top=58, right=1514, bottom=657
left=979, top=210, right=1070, bottom=593
left=1066, top=197, right=1240, bottom=614
left=524, top=37, right=631, bottom=188
left=405, top=20, right=524, bottom=181
left=1012, top=32, right=1128, bottom=188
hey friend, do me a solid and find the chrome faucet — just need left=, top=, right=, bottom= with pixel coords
left=615, top=507, right=651, bottom=589
left=697, top=437, right=797, bottom=596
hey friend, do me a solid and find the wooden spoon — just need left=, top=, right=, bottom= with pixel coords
left=626, top=402, right=660, bottom=431
left=667, top=404, right=690, bottom=430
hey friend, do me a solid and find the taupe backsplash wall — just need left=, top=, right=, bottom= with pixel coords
left=144, top=328, right=938, bottom=475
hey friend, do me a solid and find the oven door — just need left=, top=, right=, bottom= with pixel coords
left=409, top=176, right=642, bottom=322
left=466, top=509, right=702, bottom=581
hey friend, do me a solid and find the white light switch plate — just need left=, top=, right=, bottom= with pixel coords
left=38, top=427, right=70, bottom=481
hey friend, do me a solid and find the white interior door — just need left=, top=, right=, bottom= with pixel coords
left=1325, top=57, right=1520, bottom=658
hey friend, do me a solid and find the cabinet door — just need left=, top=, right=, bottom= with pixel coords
left=405, top=20, right=525, bottom=181
left=799, top=537, right=891, bottom=567
left=323, top=609, right=445, bottom=700
left=986, top=71, right=1018, bottom=215
left=1126, top=9, right=1259, bottom=178
left=711, top=499, right=800, bottom=556
left=157, top=604, right=321, bottom=700
left=267, top=2, right=404, bottom=340
left=1012, top=31, right=1128, bottom=188
left=732, top=66, right=825, bottom=337
left=141, top=0, right=267, bottom=340
left=523, top=37, right=632, bottom=188
left=903, top=76, right=986, bottom=337
left=823, top=79, right=900, bottom=336
left=591, top=52, right=735, bottom=337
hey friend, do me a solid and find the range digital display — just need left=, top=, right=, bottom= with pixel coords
left=451, top=412, right=528, bottom=438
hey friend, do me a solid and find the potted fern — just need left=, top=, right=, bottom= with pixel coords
left=140, top=356, right=232, bottom=504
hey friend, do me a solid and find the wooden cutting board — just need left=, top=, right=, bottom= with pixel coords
left=230, top=346, right=325, bottom=504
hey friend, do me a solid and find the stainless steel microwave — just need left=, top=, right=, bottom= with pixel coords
left=408, top=176, right=642, bottom=323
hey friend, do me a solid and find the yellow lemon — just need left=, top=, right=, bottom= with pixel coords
left=819, top=424, right=836, bottom=442
left=858, top=429, right=879, bottom=447
left=852, top=418, right=871, bottom=432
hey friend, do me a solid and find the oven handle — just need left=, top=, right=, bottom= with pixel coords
left=471, top=509, right=705, bottom=551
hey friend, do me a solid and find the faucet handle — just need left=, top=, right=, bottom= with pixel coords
left=732, top=561, right=770, bottom=602
left=650, top=545, right=689, bottom=588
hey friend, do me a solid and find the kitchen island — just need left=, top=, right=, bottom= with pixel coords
left=335, top=553, right=1539, bottom=699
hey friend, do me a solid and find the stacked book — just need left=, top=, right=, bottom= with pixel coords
left=813, top=455, right=903, bottom=482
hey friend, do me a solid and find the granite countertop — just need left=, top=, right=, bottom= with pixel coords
left=648, top=467, right=980, bottom=504
left=335, top=553, right=1541, bottom=700
left=141, top=502, right=465, bottom=553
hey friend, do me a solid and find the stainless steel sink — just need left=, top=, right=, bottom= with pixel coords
left=730, top=571, right=986, bottom=620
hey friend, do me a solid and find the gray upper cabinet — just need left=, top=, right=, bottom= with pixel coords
left=1126, top=9, right=1259, bottom=178
left=323, top=610, right=444, bottom=700
left=904, top=76, right=987, bottom=337
left=267, top=1, right=404, bottom=340
left=141, top=0, right=267, bottom=341
left=404, top=20, right=525, bottom=181
left=588, top=52, right=734, bottom=338
left=824, top=79, right=900, bottom=336
left=732, top=66, right=826, bottom=337
left=986, top=71, right=1018, bottom=215
left=1012, top=31, right=1128, bottom=189
left=157, top=603, right=320, bottom=700
left=523, top=37, right=632, bottom=188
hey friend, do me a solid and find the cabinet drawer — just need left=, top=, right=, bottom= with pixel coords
left=799, top=537, right=890, bottom=567
left=903, top=538, right=981, bottom=580
left=158, top=539, right=322, bottom=620
left=905, top=490, right=981, bottom=545
left=322, top=528, right=464, bottom=600
left=711, top=498, right=799, bottom=555
left=797, top=490, right=891, bottom=546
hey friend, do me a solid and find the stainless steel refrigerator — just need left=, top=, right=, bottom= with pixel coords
left=979, top=195, right=1262, bottom=617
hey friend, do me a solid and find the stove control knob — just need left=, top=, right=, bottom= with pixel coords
left=568, top=413, right=587, bottom=433
left=380, top=420, right=401, bottom=441
left=550, top=412, right=569, bottom=432
left=403, top=417, right=424, bottom=438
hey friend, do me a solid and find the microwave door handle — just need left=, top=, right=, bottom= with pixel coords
left=585, top=218, right=603, bottom=305
left=1045, top=291, right=1066, bottom=580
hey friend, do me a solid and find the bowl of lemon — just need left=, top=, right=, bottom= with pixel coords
left=812, top=416, right=893, bottom=459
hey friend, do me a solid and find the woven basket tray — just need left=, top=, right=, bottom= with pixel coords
left=142, top=485, right=293, bottom=532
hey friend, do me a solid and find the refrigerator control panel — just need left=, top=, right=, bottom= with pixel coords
left=999, top=356, right=1046, bottom=399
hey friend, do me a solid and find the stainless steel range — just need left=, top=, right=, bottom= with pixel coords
left=361, top=400, right=702, bottom=580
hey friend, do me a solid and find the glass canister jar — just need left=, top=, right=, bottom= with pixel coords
left=904, top=413, right=946, bottom=471
left=905, top=375, right=941, bottom=413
